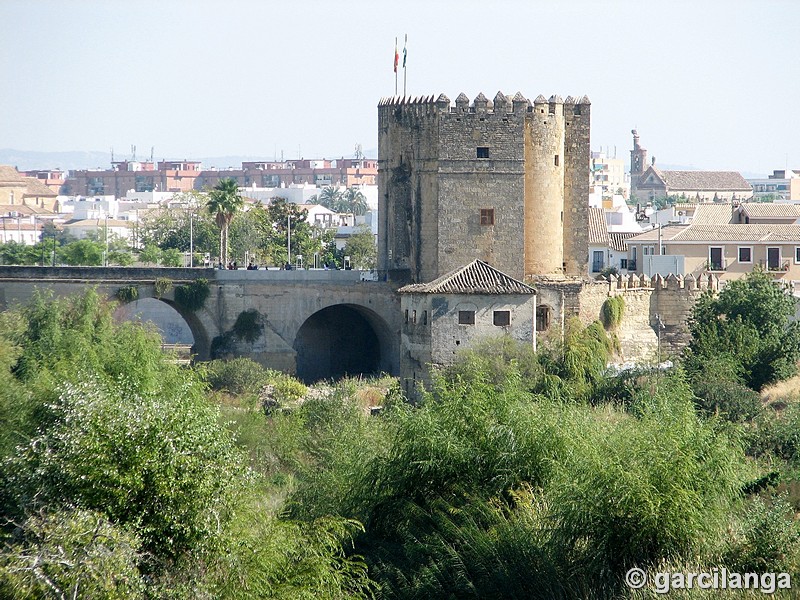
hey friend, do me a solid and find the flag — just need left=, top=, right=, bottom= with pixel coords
left=403, top=34, right=407, bottom=68
left=394, top=38, right=399, bottom=73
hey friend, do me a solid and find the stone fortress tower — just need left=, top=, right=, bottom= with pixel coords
left=377, top=92, right=591, bottom=284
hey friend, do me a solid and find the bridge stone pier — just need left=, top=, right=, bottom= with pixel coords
left=0, top=266, right=402, bottom=382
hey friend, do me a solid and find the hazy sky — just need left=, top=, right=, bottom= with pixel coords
left=1, top=0, right=797, bottom=175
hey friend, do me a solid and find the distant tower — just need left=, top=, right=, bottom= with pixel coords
left=630, top=129, right=647, bottom=199
left=378, top=91, right=590, bottom=283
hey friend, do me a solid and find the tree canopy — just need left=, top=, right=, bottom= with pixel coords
left=684, top=268, right=800, bottom=390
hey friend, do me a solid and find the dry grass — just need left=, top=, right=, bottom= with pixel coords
left=760, top=373, right=800, bottom=409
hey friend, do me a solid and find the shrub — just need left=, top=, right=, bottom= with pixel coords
left=175, top=278, right=210, bottom=312
left=205, top=357, right=270, bottom=396
left=115, top=285, right=139, bottom=303
left=3, top=374, right=245, bottom=566
left=600, top=295, right=625, bottom=329
left=0, top=509, right=144, bottom=599
left=693, top=376, right=762, bottom=422
left=271, top=373, right=307, bottom=405
left=153, top=277, right=173, bottom=298
left=725, top=495, right=800, bottom=573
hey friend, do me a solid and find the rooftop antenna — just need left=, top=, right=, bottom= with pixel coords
left=355, top=143, right=363, bottom=159
left=150, top=146, right=154, bottom=162
left=111, top=147, right=114, bottom=163
left=131, top=145, right=136, bottom=161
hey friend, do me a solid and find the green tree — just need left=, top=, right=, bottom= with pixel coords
left=684, top=268, right=800, bottom=390
left=139, top=243, right=162, bottom=266
left=138, top=199, right=219, bottom=256
left=207, top=179, right=244, bottom=266
left=256, top=198, right=323, bottom=267
left=161, top=247, right=183, bottom=267
left=0, top=241, right=38, bottom=265
left=228, top=208, right=266, bottom=266
left=60, top=239, right=104, bottom=266
left=343, top=224, right=376, bottom=269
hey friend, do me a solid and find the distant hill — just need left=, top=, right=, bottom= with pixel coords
left=0, top=148, right=379, bottom=172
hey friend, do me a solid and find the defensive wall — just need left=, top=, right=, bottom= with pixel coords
left=532, top=273, right=718, bottom=363
left=0, top=266, right=401, bottom=382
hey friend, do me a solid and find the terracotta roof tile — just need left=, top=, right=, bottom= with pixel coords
left=739, top=202, right=800, bottom=219
left=399, top=259, right=535, bottom=295
left=609, top=231, right=639, bottom=252
left=587, top=207, right=609, bottom=245
left=691, top=204, right=735, bottom=224
left=661, top=170, right=752, bottom=191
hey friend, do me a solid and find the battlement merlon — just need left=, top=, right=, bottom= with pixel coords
left=378, top=92, right=590, bottom=116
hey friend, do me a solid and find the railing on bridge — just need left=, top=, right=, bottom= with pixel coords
left=160, top=343, right=193, bottom=365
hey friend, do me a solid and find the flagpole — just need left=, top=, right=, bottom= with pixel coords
left=394, top=37, right=398, bottom=95
left=403, top=34, right=407, bottom=96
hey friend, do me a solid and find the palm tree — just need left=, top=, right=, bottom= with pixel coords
left=317, top=186, right=344, bottom=212
left=206, top=178, right=244, bottom=266
left=343, top=187, right=369, bottom=216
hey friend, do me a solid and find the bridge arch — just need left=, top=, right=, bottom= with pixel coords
left=114, top=291, right=213, bottom=360
left=293, top=303, right=395, bottom=382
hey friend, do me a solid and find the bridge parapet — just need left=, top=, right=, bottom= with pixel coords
left=0, top=266, right=216, bottom=283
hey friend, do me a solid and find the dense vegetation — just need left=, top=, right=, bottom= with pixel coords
left=1, top=269, right=799, bottom=598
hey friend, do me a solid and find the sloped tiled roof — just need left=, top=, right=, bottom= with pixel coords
left=660, top=170, right=752, bottom=191
left=587, top=207, right=609, bottom=245
left=628, top=225, right=688, bottom=243
left=0, top=165, right=29, bottom=184
left=398, top=259, right=535, bottom=295
left=739, top=202, right=800, bottom=219
left=691, top=203, right=735, bottom=224
left=22, top=178, right=57, bottom=197
left=630, top=223, right=800, bottom=243
left=63, top=218, right=132, bottom=228
left=609, top=231, right=639, bottom=252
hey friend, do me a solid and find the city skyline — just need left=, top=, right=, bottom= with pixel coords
left=1, top=0, right=797, bottom=176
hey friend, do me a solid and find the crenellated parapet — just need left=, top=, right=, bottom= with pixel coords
left=608, top=272, right=719, bottom=293
left=378, top=91, right=590, bottom=116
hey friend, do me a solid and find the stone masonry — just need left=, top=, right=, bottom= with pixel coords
left=378, top=92, right=591, bottom=284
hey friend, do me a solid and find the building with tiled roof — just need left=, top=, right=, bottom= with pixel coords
left=736, top=202, right=800, bottom=224
left=398, top=259, right=535, bottom=295
left=628, top=131, right=752, bottom=203
left=398, top=260, right=537, bottom=398
left=0, top=165, right=58, bottom=214
left=626, top=220, right=800, bottom=280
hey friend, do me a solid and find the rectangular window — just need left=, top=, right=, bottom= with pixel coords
left=767, top=247, right=781, bottom=270
left=412, top=310, right=416, bottom=324
left=554, top=154, right=560, bottom=167
left=423, top=310, right=428, bottom=325
left=477, top=147, right=490, bottom=159
left=709, top=246, right=724, bottom=271
left=480, top=208, right=495, bottom=226
left=493, top=310, right=510, bottom=326
left=620, top=258, right=628, bottom=269
left=795, top=247, right=800, bottom=264
left=738, top=247, right=752, bottom=264
left=404, top=309, right=408, bottom=324
left=458, top=310, right=475, bottom=325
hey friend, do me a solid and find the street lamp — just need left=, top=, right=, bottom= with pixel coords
left=287, top=213, right=292, bottom=266
left=189, top=209, right=194, bottom=267
left=104, top=214, right=109, bottom=266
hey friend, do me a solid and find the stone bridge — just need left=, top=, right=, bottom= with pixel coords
left=0, top=266, right=401, bottom=381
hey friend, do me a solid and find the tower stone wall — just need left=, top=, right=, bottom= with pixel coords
left=378, top=91, right=591, bottom=284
